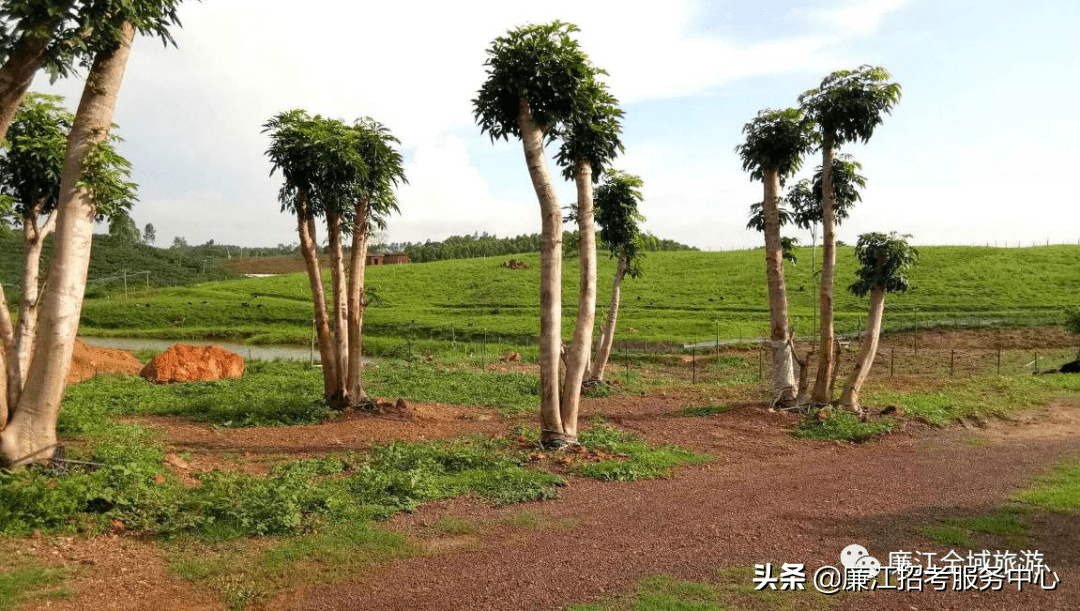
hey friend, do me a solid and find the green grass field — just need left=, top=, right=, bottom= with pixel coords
left=75, top=245, right=1080, bottom=356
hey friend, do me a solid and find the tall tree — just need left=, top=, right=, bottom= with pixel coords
left=264, top=110, right=369, bottom=407
left=1, top=0, right=185, bottom=467
left=552, top=76, right=623, bottom=436
left=0, top=92, right=134, bottom=413
left=589, top=169, right=644, bottom=381
left=142, top=221, right=155, bottom=244
left=736, top=108, right=816, bottom=407
left=839, top=232, right=917, bottom=411
left=799, top=65, right=900, bottom=404
left=474, top=21, right=614, bottom=446
left=345, top=118, right=405, bottom=403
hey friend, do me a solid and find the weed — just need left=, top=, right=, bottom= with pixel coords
left=576, top=420, right=710, bottom=481
left=675, top=404, right=732, bottom=417
left=794, top=411, right=895, bottom=443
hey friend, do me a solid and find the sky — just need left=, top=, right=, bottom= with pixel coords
left=31, top=0, right=1080, bottom=250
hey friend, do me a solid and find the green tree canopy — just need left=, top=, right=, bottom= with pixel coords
left=786, top=154, right=867, bottom=231
left=798, top=65, right=901, bottom=147
left=263, top=110, right=369, bottom=221
left=473, top=21, right=594, bottom=140
left=593, top=169, right=646, bottom=277
left=735, top=107, right=818, bottom=183
left=848, top=231, right=918, bottom=297
left=553, top=76, right=624, bottom=180
left=0, top=91, right=136, bottom=224
left=350, top=117, right=406, bottom=231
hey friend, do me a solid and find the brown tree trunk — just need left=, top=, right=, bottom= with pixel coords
left=0, top=18, right=60, bottom=145
left=326, top=210, right=349, bottom=405
left=296, top=194, right=338, bottom=399
left=761, top=167, right=797, bottom=406
left=0, top=25, right=135, bottom=467
left=591, top=250, right=627, bottom=381
left=346, top=198, right=371, bottom=403
left=791, top=340, right=815, bottom=404
left=559, top=158, right=597, bottom=441
left=811, top=133, right=837, bottom=404
left=517, top=97, right=565, bottom=444
left=840, top=285, right=886, bottom=410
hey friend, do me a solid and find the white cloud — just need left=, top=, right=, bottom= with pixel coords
left=32, top=0, right=924, bottom=249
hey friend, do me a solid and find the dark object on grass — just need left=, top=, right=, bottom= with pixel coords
left=1060, top=360, right=1080, bottom=374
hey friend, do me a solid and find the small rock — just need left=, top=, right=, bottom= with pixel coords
left=153, top=474, right=167, bottom=485
left=395, top=398, right=408, bottom=410
left=164, top=453, right=190, bottom=471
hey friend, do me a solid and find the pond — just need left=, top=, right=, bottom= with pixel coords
left=79, top=336, right=322, bottom=363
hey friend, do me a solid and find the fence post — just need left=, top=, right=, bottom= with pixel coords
left=996, top=350, right=1001, bottom=375
left=692, top=345, right=697, bottom=384
left=1033, top=352, right=1038, bottom=374
left=625, top=346, right=630, bottom=383
left=890, top=349, right=894, bottom=377
left=482, top=329, right=487, bottom=370
left=950, top=349, right=955, bottom=376
left=913, top=309, right=919, bottom=356
left=715, top=321, right=720, bottom=357
left=758, top=345, right=764, bottom=380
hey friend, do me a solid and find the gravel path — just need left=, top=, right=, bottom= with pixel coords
left=273, top=399, right=1080, bottom=611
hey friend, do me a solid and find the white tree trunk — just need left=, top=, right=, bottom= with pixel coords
left=346, top=199, right=371, bottom=403
left=591, top=250, right=627, bottom=381
left=0, top=24, right=135, bottom=467
left=8, top=208, right=58, bottom=410
left=0, top=283, right=13, bottom=428
left=811, top=134, right=837, bottom=404
left=559, top=158, right=597, bottom=441
left=761, top=167, right=797, bottom=406
left=326, top=210, right=349, bottom=405
left=517, top=97, right=565, bottom=444
left=840, top=286, right=886, bottom=410
left=296, top=195, right=338, bottom=399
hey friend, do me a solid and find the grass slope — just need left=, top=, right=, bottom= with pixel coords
left=0, top=234, right=236, bottom=301
left=75, top=245, right=1080, bottom=353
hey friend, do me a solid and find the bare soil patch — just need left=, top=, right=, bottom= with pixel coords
left=66, top=340, right=144, bottom=385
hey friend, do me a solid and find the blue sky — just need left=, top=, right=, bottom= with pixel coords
left=33, top=0, right=1080, bottom=250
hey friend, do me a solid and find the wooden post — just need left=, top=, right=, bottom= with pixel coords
left=950, top=349, right=955, bottom=376
left=1033, top=352, right=1038, bottom=374
left=715, top=320, right=720, bottom=357
left=482, top=329, right=487, bottom=371
left=890, top=348, right=894, bottom=377
left=625, top=346, right=630, bottom=383
left=758, top=346, right=764, bottom=380
left=996, top=349, right=1001, bottom=375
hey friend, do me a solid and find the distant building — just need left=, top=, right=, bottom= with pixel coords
left=366, top=252, right=410, bottom=266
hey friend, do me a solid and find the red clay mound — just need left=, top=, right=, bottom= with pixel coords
left=140, top=344, right=244, bottom=383
left=67, top=340, right=144, bottom=385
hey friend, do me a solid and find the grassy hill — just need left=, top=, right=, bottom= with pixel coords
left=0, top=234, right=237, bottom=300
left=75, top=244, right=1080, bottom=357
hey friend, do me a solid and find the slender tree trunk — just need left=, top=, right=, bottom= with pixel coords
left=559, top=158, right=596, bottom=441
left=326, top=210, right=349, bottom=406
left=0, top=19, right=59, bottom=145
left=591, top=251, right=627, bottom=381
left=517, top=97, right=565, bottom=444
left=0, top=25, right=135, bottom=467
left=0, top=283, right=13, bottom=428
left=791, top=340, right=814, bottom=404
left=811, top=133, right=837, bottom=404
left=761, top=167, right=797, bottom=406
left=840, top=285, right=885, bottom=410
left=296, top=195, right=338, bottom=399
left=9, top=208, right=57, bottom=409
left=346, top=199, right=371, bottom=403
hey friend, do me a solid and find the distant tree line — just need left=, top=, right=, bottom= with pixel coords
left=379, top=231, right=696, bottom=263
